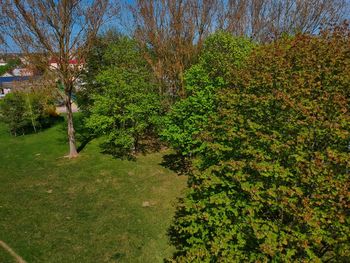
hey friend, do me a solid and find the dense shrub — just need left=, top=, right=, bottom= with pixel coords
left=162, top=32, right=254, bottom=156
left=0, top=91, right=59, bottom=135
left=0, top=58, right=21, bottom=76
left=169, top=26, right=350, bottom=262
left=85, top=36, right=161, bottom=157
left=0, top=92, right=29, bottom=135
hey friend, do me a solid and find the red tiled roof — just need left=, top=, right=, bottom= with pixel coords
left=49, top=58, right=84, bottom=65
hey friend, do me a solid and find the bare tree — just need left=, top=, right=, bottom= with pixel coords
left=1, top=0, right=118, bottom=158
left=128, top=0, right=346, bottom=100
left=129, top=0, right=218, bottom=100
left=218, top=0, right=347, bottom=41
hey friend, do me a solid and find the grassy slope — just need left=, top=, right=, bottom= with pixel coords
left=0, top=121, right=186, bottom=263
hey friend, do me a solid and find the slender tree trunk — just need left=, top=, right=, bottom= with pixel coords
left=26, top=93, right=37, bottom=133
left=65, top=91, right=78, bottom=158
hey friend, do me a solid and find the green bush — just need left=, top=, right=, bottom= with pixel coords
left=0, top=58, right=21, bottom=76
left=169, top=27, right=350, bottom=262
left=0, top=92, right=29, bottom=135
left=0, top=91, right=59, bottom=135
left=85, top=36, right=162, bottom=157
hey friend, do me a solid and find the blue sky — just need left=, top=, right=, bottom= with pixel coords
left=1, top=0, right=350, bottom=54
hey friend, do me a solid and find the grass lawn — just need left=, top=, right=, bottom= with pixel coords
left=0, top=119, right=187, bottom=262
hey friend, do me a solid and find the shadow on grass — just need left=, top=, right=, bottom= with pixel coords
left=77, top=135, right=94, bottom=153
left=98, top=134, right=163, bottom=161
left=59, top=112, right=165, bottom=158
left=165, top=197, right=189, bottom=262
left=57, top=112, right=95, bottom=153
left=160, top=153, right=191, bottom=175
left=3, top=115, right=64, bottom=137
left=111, top=252, right=126, bottom=261
left=162, top=153, right=192, bottom=261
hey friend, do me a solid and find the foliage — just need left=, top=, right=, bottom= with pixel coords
left=77, top=30, right=122, bottom=113
left=0, top=92, right=28, bottom=135
left=169, top=26, right=350, bottom=262
left=161, top=32, right=254, bottom=156
left=0, top=58, right=21, bottom=76
left=85, top=36, right=162, bottom=157
left=194, top=31, right=255, bottom=86
left=0, top=90, right=59, bottom=135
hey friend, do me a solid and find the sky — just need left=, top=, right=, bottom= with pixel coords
left=1, top=0, right=350, bottom=54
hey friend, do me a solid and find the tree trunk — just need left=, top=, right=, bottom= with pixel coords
left=65, top=91, right=78, bottom=158
left=26, top=93, right=37, bottom=133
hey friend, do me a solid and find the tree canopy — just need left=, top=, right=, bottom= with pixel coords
left=168, top=25, right=350, bottom=262
left=84, top=36, right=161, bottom=157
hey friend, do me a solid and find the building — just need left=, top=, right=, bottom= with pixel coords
left=12, top=68, right=34, bottom=77
left=0, top=59, right=7, bottom=66
left=49, top=58, right=84, bottom=71
left=1, top=72, right=13, bottom=77
left=0, top=76, right=31, bottom=98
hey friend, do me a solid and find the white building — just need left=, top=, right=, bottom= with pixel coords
left=12, top=68, right=34, bottom=77
left=0, top=59, right=7, bottom=66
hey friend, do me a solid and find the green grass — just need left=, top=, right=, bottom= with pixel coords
left=0, top=120, right=187, bottom=262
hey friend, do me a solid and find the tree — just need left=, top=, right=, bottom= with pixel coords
left=2, top=0, right=118, bottom=158
left=77, top=29, right=122, bottom=114
left=84, top=36, right=161, bottom=157
left=0, top=88, right=58, bottom=136
left=217, top=0, right=347, bottom=41
left=162, top=32, right=254, bottom=157
left=168, top=25, right=350, bottom=262
left=129, top=0, right=219, bottom=101
left=0, top=92, right=28, bottom=136
left=127, top=0, right=347, bottom=101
